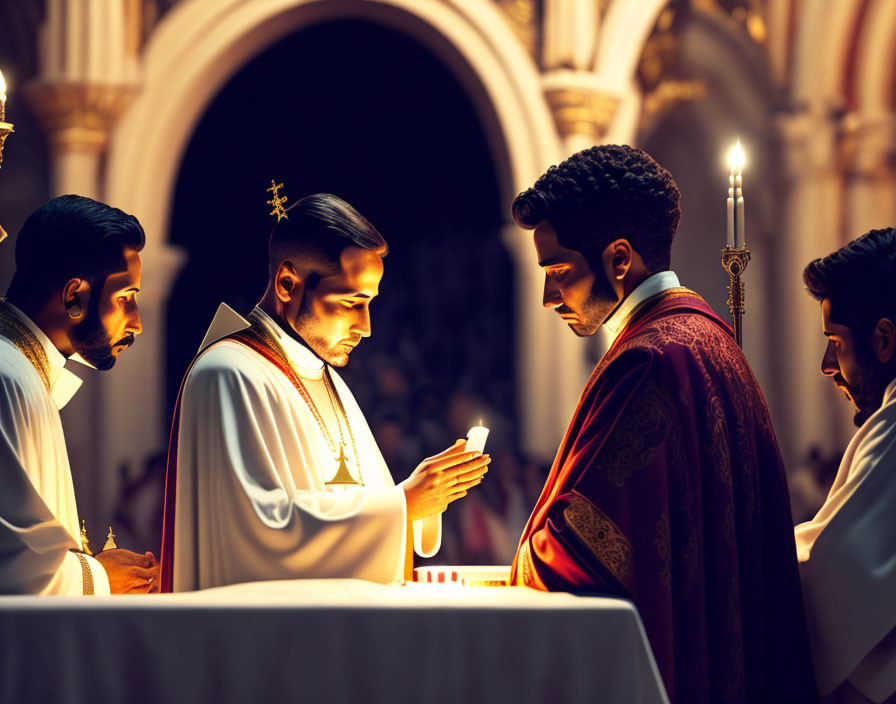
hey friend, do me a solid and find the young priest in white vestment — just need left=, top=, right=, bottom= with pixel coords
left=163, top=193, right=490, bottom=591
left=796, top=227, right=896, bottom=704
left=0, top=195, right=160, bottom=595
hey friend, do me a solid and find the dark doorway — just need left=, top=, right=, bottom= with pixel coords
left=167, top=20, right=530, bottom=563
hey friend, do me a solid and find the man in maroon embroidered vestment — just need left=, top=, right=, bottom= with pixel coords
left=510, top=145, right=816, bottom=703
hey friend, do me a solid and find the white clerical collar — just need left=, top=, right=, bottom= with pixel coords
left=251, top=307, right=325, bottom=374
left=197, top=303, right=325, bottom=374
left=592, top=271, right=681, bottom=361
left=883, top=377, right=896, bottom=407
left=3, top=301, right=85, bottom=409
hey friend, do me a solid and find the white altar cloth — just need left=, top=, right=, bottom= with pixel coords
left=0, top=579, right=668, bottom=704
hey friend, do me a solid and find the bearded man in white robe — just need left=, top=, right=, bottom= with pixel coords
left=161, top=193, right=490, bottom=591
left=796, top=227, right=896, bottom=703
left=0, top=195, right=160, bottom=595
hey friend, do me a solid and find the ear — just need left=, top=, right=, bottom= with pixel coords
left=873, top=318, right=896, bottom=364
left=274, top=261, right=303, bottom=303
left=603, top=239, right=634, bottom=281
left=62, top=277, right=90, bottom=320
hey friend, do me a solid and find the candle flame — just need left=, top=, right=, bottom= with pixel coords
left=478, top=418, right=483, bottom=426
left=728, top=139, right=746, bottom=170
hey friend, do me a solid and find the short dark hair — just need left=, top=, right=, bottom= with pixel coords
left=511, top=144, right=681, bottom=271
left=803, top=227, right=896, bottom=344
left=269, top=193, right=387, bottom=282
left=8, top=195, right=146, bottom=300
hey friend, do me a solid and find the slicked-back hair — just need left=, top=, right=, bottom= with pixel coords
left=804, top=227, right=896, bottom=347
left=8, top=194, right=145, bottom=301
left=511, top=144, right=681, bottom=272
left=268, top=193, right=387, bottom=285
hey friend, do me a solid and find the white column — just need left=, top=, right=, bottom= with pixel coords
left=775, top=104, right=852, bottom=471
left=93, top=245, right=184, bottom=527
left=27, top=0, right=150, bottom=539
left=542, top=0, right=599, bottom=71
left=540, top=0, right=616, bottom=157
left=842, top=113, right=896, bottom=237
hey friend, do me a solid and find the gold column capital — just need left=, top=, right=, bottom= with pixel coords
left=544, top=83, right=619, bottom=141
left=495, top=0, right=538, bottom=58
left=24, top=82, right=136, bottom=154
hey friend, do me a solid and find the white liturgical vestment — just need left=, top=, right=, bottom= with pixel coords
left=0, top=302, right=109, bottom=595
left=172, top=305, right=440, bottom=591
left=795, top=377, right=896, bottom=702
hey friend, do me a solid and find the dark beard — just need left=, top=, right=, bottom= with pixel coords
left=557, top=265, right=620, bottom=337
left=290, top=298, right=352, bottom=368
left=835, top=365, right=889, bottom=427
left=70, top=316, right=133, bottom=371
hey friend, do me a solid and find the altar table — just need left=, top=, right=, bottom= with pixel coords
left=0, top=579, right=668, bottom=704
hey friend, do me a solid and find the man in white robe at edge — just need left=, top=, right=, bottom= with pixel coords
left=0, top=195, right=160, bottom=595
left=796, top=227, right=896, bottom=704
left=162, top=193, right=491, bottom=591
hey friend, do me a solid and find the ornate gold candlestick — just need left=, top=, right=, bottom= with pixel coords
left=0, top=120, right=12, bottom=171
left=0, top=68, right=12, bottom=242
left=0, top=68, right=11, bottom=171
left=721, top=246, right=750, bottom=348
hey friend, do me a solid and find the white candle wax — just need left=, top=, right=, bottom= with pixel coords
left=727, top=140, right=746, bottom=248
left=466, top=424, right=489, bottom=454
left=0, top=68, right=6, bottom=123
left=727, top=194, right=735, bottom=248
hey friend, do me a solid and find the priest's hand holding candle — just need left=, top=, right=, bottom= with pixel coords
left=401, top=435, right=490, bottom=522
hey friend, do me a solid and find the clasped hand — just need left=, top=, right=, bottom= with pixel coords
left=95, top=549, right=160, bottom=594
left=401, top=440, right=490, bottom=522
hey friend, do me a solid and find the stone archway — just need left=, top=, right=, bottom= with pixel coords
left=101, top=0, right=579, bottom=513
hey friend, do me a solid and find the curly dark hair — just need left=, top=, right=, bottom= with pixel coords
left=511, top=144, right=681, bottom=271
left=803, top=227, right=896, bottom=345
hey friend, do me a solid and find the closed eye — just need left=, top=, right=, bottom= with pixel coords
left=546, top=267, right=569, bottom=281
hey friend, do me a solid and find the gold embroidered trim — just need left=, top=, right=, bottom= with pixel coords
left=563, top=493, right=634, bottom=593
left=0, top=298, right=51, bottom=391
left=520, top=542, right=535, bottom=587
left=72, top=551, right=95, bottom=595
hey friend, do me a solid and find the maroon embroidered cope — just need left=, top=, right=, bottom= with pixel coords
left=511, top=289, right=817, bottom=703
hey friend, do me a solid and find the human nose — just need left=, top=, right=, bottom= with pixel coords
left=127, top=300, right=143, bottom=335
left=543, top=276, right=561, bottom=308
left=351, top=306, right=371, bottom=338
left=821, top=339, right=838, bottom=376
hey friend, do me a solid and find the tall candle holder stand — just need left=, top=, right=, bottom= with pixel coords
left=0, top=118, right=12, bottom=241
left=721, top=246, right=751, bottom=348
left=0, top=119, right=12, bottom=169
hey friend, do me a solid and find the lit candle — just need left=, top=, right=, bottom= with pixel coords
left=727, top=140, right=746, bottom=248
left=0, top=69, right=6, bottom=123
left=465, top=420, right=489, bottom=454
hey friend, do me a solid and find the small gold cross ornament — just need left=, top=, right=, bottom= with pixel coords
left=266, top=179, right=288, bottom=222
left=80, top=519, right=93, bottom=556
left=103, top=526, right=117, bottom=551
